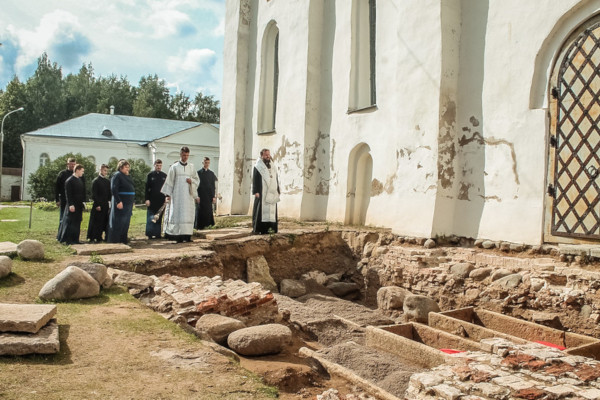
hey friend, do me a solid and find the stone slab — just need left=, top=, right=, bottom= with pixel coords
left=0, top=319, right=60, bottom=355
left=199, top=229, right=251, bottom=241
left=558, top=244, right=593, bottom=256
left=0, top=241, right=17, bottom=257
left=71, top=243, right=132, bottom=255
left=0, top=303, right=57, bottom=333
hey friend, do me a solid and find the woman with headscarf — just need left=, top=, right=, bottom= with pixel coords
left=107, top=160, right=135, bottom=244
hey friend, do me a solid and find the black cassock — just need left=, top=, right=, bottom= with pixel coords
left=87, top=175, right=111, bottom=242
left=145, top=170, right=167, bottom=238
left=57, top=175, right=85, bottom=244
left=195, top=168, right=217, bottom=230
left=252, top=166, right=279, bottom=234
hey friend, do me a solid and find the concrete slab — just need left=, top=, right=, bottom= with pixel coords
left=0, top=303, right=57, bottom=333
left=0, top=319, right=60, bottom=355
left=0, top=241, right=17, bottom=257
left=71, top=243, right=132, bottom=255
left=559, top=244, right=593, bottom=256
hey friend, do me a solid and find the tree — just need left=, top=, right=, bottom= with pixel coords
left=64, top=63, right=100, bottom=119
left=25, top=53, right=66, bottom=128
left=170, top=92, right=192, bottom=120
left=0, top=77, right=29, bottom=167
left=106, top=157, right=151, bottom=204
left=190, top=92, right=220, bottom=123
left=132, top=75, right=174, bottom=119
left=28, top=153, right=96, bottom=201
left=96, top=74, right=136, bottom=115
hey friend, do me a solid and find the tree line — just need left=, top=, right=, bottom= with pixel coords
left=0, top=53, right=220, bottom=169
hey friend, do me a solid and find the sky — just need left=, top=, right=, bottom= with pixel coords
left=0, top=0, right=225, bottom=100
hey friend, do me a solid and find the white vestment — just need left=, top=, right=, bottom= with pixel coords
left=255, top=159, right=280, bottom=222
left=161, top=161, right=199, bottom=236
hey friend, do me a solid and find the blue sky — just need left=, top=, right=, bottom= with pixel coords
left=0, top=0, right=225, bottom=99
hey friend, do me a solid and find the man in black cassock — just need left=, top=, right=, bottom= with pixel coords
left=145, top=159, right=167, bottom=239
left=252, top=149, right=280, bottom=234
left=195, top=157, right=218, bottom=230
left=87, top=164, right=111, bottom=242
left=55, top=157, right=76, bottom=239
left=58, top=164, right=86, bottom=245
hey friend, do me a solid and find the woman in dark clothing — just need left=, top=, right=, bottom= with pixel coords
left=107, top=160, right=135, bottom=244
left=87, top=164, right=111, bottom=242
left=58, top=164, right=86, bottom=245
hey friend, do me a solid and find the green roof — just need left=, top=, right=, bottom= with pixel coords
left=22, top=113, right=209, bottom=144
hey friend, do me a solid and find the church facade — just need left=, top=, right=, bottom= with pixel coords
left=218, top=0, right=600, bottom=245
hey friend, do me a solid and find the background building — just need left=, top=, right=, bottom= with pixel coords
left=218, top=0, right=600, bottom=245
left=21, top=110, right=219, bottom=200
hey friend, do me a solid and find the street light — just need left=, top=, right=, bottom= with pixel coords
left=0, top=107, right=25, bottom=201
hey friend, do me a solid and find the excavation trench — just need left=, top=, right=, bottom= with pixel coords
left=92, top=228, right=600, bottom=399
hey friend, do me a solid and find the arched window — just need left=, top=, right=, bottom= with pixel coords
left=39, top=153, right=50, bottom=167
left=258, top=21, right=280, bottom=133
left=349, top=0, right=376, bottom=111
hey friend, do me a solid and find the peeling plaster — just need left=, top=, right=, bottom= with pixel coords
left=458, top=182, right=473, bottom=200
left=371, top=179, right=384, bottom=196
left=479, top=195, right=502, bottom=202
left=437, top=99, right=457, bottom=189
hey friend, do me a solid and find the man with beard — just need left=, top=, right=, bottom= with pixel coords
left=161, top=147, right=199, bottom=243
left=145, top=159, right=167, bottom=239
left=195, top=157, right=218, bottom=230
left=87, top=164, right=111, bottom=242
left=57, top=164, right=86, bottom=245
left=252, top=149, right=280, bottom=234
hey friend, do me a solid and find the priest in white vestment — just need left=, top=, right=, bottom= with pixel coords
left=252, top=149, right=280, bottom=234
left=161, top=147, right=200, bottom=242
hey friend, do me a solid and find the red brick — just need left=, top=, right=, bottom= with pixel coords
left=526, top=360, right=547, bottom=371
left=544, top=361, right=575, bottom=376
left=514, top=388, right=547, bottom=399
left=471, top=371, right=492, bottom=383
left=452, top=366, right=472, bottom=381
left=501, top=354, right=536, bottom=369
left=575, top=364, right=600, bottom=382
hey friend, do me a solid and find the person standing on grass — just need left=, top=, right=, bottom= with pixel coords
left=161, top=147, right=199, bottom=243
left=55, top=157, right=76, bottom=239
left=107, top=160, right=135, bottom=244
left=87, top=164, right=111, bottom=242
left=57, top=164, right=86, bottom=245
left=145, top=159, right=167, bottom=239
left=195, top=157, right=218, bottom=230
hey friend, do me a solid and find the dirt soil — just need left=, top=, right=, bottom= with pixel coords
left=317, top=342, right=426, bottom=398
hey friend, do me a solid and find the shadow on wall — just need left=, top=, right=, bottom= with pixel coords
left=345, top=143, right=372, bottom=225
left=431, top=0, right=489, bottom=239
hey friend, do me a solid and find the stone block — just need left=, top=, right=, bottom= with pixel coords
left=0, top=319, right=59, bottom=355
left=71, top=242, right=132, bottom=255
left=0, top=255, right=11, bottom=278
left=0, top=241, right=17, bottom=257
left=246, top=255, right=277, bottom=292
left=0, top=303, right=57, bottom=333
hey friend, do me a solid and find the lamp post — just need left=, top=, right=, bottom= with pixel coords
left=0, top=107, right=25, bottom=201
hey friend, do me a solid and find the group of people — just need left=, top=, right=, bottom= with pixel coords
left=55, top=147, right=221, bottom=245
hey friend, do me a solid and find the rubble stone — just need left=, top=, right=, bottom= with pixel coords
left=0, top=255, right=11, bottom=278
left=279, top=279, right=306, bottom=298
left=39, top=266, right=100, bottom=300
left=403, top=295, right=440, bottom=323
left=246, top=255, right=278, bottom=292
left=377, top=286, right=412, bottom=310
left=17, top=239, right=44, bottom=260
left=227, top=324, right=292, bottom=356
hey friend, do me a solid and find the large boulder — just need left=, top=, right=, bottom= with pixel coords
left=17, top=240, right=44, bottom=260
left=68, top=262, right=108, bottom=287
left=280, top=279, right=307, bottom=298
left=403, top=295, right=440, bottom=324
left=246, top=255, right=277, bottom=292
left=0, top=256, right=12, bottom=279
left=195, top=314, right=246, bottom=345
left=227, top=324, right=292, bottom=356
left=450, top=263, right=474, bottom=279
left=492, top=273, right=522, bottom=290
left=377, top=286, right=412, bottom=310
left=39, top=266, right=100, bottom=301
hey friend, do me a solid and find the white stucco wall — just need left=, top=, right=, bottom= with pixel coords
left=220, top=0, right=600, bottom=244
left=0, top=174, right=21, bottom=201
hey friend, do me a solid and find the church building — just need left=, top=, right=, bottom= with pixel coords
left=218, top=0, right=600, bottom=245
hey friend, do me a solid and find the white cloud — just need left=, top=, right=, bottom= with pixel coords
left=147, top=9, right=196, bottom=38
left=167, top=48, right=216, bottom=73
left=7, top=9, right=90, bottom=73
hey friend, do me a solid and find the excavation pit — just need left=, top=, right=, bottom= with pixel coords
left=431, top=307, right=600, bottom=359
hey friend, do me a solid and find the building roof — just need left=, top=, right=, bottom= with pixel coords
left=21, top=113, right=214, bottom=144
